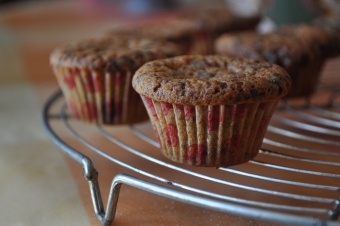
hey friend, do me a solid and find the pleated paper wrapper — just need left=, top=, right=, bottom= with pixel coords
left=53, top=66, right=148, bottom=125
left=142, top=96, right=279, bottom=167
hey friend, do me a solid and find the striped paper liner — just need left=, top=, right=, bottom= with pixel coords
left=53, top=66, right=148, bottom=125
left=287, top=58, right=325, bottom=98
left=142, top=96, right=279, bottom=167
left=189, top=30, right=223, bottom=55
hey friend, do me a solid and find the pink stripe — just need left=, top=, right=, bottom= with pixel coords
left=161, top=102, right=173, bottom=116
left=196, top=144, right=206, bottom=166
left=186, top=143, right=207, bottom=166
left=166, top=124, right=178, bottom=147
left=208, top=106, right=219, bottom=131
left=231, top=104, right=248, bottom=159
left=187, top=144, right=196, bottom=163
left=115, top=71, right=122, bottom=84
left=143, top=97, right=158, bottom=121
left=63, top=74, right=76, bottom=89
left=175, top=104, right=184, bottom=112
left=184, top=105, right=195, bottom=121
left=84, top=72, right=94, bottom=93
left=231, top=105, right=238, bottom=121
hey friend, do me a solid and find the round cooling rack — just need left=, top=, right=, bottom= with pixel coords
left=42, top=86, right=340, bottom=226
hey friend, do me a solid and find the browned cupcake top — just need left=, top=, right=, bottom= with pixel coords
left=175, top=5, right=259, bottom=32
left=50, top=36, right=183, bottom=71
left=132, top=55, right=291, bottom=105
left=277, top=24, right=340, bottom=58
left=215, top=30, right=318, bottom=71
left=104, top=19, right=194, bottom=43
left=215, top=24, right=339, bottom=68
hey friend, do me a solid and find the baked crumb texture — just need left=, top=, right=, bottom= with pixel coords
left=133, top=55, right=291, bottom=167
left=215, top=25, right=340, bottom=98
left=50, top=36, right=183, bottom=124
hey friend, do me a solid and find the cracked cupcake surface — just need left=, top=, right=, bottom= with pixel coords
left=133, top=55, right=291, bottom=105
left=50, top=36, right=184, bottom=124
left=133, top=55, right=291, bottom=167
left=214, top=25, right=338, bottom=98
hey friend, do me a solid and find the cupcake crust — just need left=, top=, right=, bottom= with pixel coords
left=214, top=31, right=315, bottom=70
left=50, top=36, right=183, bottom=71
left=277, top=25, right=340, bottom=58
left=132, top=55, right=291, bottom=105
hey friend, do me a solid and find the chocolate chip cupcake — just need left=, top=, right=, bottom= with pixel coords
left=214, top=25, right=329, bottom=98
left=50, top=36, right=184, bottom=124
left=132, top=55, right=291, bottom=167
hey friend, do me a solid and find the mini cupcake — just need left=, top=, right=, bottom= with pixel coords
left=132, top=55, right=291, bottom=167
left=50, top=36, right=184, bottom=124
left=214, top=26, right=327, bottom=98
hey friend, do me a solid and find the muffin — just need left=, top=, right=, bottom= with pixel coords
left=103, top=19, right=195, bottom=55
left=277, top=24, right=340, bottom=58
left=50, top=36, right=184, bottom=124
left=214, top=26, right=327, bottom=98
left=175, top=5, right=260, bottom=54
left=132, top=55, right=291, bottom=167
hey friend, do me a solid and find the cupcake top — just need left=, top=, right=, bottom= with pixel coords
left=50, top=36, right=183, bottom=71
left=214, top=29, right=321, bottom=71
left=103, top=19, right=194, bottom=45
left=103, top=19, right=196, bottom=55
left=277, top=24, right=340, bottom=58
left=215, top=25, right=339, bottom=67
left=132, top=55, right=291, bottom=105
left=175, top=5, right=259, bottom=33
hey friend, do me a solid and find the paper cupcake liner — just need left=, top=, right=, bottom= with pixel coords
left=53, top=66, right=148, bottom=125
left=190, top=30, right=225, bottom=55
left=189, top=31, right=214, bottom=55
left=142, top=96, right=279, bottom=167
left=287, top=59, right=325, bottom=98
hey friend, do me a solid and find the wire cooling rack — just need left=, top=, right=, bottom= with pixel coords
left=42, top=86, right=340, bottom=226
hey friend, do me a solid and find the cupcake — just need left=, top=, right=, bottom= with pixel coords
left=175, top=5, right=260, bottom=55
left=277, top=24, right=340, bottom=58
left=50, top=36, right=184, bottom=124
left=214, top=26, right=327, bottom=98
left=132, top=55, right=291, bottom=167
left=103, top=19, right=195, bottom=55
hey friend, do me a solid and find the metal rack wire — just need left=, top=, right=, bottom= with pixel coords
left=42, top=86, right=340, bottom=226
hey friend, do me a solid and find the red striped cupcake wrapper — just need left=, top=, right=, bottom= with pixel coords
left=53, top=66, right=148, bottom=125
left=142, top=96, right=279, bottom=167
left=287, top=59, right=325, bottom=98
left=189, top=31, right=213, bottom=55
